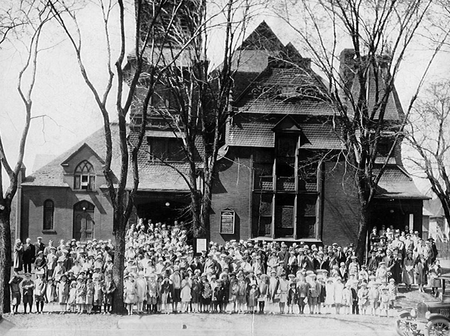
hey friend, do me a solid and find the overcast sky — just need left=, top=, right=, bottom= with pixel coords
left=1, top=2, right=449, bottom=193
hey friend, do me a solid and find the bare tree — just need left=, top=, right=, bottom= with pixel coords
left=142, top=0, right=262, bottom=238
left=405, top=80, right=450, bottom=234
left=49, top=0, right=196, bottom=313
left=274, top=0, right=448, bottom=260
left=0, top=1, right=53, bottom=315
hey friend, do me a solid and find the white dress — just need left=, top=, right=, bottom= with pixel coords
left=334, top=281, right=344, bottom=305
left=325, top=282, right=335, bottom=305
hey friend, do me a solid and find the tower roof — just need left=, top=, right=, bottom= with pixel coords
left=238, top=21, right=285, bottom=51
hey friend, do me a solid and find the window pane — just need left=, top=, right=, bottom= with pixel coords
left=74, top=175, right=80, bottom=189
left=89, top=176, right=95, bottom=190
left=43, top=200, right=54, bottom=230
left=168, top=139, right=185, bottom=161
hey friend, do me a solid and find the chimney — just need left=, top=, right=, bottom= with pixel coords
left=339, top=49, right=356, bottom=93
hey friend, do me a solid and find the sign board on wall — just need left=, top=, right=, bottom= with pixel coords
left=220, top=209, right=235, bottom=234
left=195, top=238, right=207, bottom=254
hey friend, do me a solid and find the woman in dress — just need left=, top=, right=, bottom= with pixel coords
left=415, top=255, right=428, bottom=293
left=13, top=239, right=23, bottom=273
left=124, top=274, right=138, bottom=315
left=403, top=251, right=415, bottom=291
left=180, top=273, right=192, bottom=313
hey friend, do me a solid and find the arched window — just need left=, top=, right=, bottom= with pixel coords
left=74, top=160, right=95, bottom=190
left=43, top=199, right=54, bottom=231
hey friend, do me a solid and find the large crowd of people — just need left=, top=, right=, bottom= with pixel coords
left=9, top=222, right=441, bottom=317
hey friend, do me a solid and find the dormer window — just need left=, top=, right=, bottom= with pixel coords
left=74, top=160, right=95, bottom=191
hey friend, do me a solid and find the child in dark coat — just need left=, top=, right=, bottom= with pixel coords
left=287, top=282, right=298, bottom=314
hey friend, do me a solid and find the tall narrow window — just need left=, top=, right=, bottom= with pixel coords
left=43, top=199, right=54, bottom=231
left=74, top=160, right=95, bottom=190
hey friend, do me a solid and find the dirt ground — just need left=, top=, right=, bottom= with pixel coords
left=0, top=286, right=432, bottom=336
left=2, top=263, right=446, bottom=336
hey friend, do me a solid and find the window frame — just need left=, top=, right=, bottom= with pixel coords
left=74, top=160, right=96, bottom=191
left=43, top=199, right=54, bottom=231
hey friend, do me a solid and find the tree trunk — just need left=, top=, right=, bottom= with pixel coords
left=190, top=189, right=202, bottom=238
left=355, top=202, right=370, bottom=263
left=112, top=215, right=127, bottom=315
left=200, top=172, right=212, bottom=239
left=0, top=203, right=12, bottom=316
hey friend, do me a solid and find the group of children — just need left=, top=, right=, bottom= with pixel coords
left=9, top=268, right=116, bottom=315
left=117, top=266, right=398, bottom=317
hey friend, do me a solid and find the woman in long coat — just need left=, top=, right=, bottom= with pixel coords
left=415, top=255, right=428, bottom=292
left=13, top=239, right=24, bottom=273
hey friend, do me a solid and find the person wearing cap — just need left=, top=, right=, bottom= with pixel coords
left=180, top=272, right=192, bottom=313
left=247, top=282, right=258, bottom=314
left=85, top=277, right=95, bottom=314
left=9, top=272, right=23, bottom=314
left=347, top=255, right=360, bottom=280
left=277, top=271, right=289, bottom=314
left=46, top=246, right=58, bottom=283
left=34, top=270, right=47, bottom=314
left=21, top=272, right=34, bottom=314
left=378, top=279, right=390, bottom=317
left=102, top=272, right=116, bottom=314
left=56, top=273, right=69, bottom=314
left=415, top=254, right=428, bottom=293
left=387, top=278, right=398, bottom=310
left=34, top=250, right=47, bottom=275
left=307, top=273, right=321, bottom=315
left=160, top=271, right=173, bottom=314
left=170, top=265, right=182, bottom=313
left=366, top=249, right=380, bottom=274
left=357, top=282, right=369, bottom=315
left=234, top=272, right=247, bottom=314
left=135, top=271, right=147, bottom=314
left=67, top=279, right=77, bottom=313
left=75, top=274, right=87, bottom=314
left=124, top=273, right=138, bottom=315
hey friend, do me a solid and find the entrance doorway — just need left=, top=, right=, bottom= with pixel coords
left=136, top=200, right=190, bottom=226
left=73, top=200, right=95, bottom=241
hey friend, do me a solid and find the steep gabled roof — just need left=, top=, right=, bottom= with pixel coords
left=238, top=21, right=285, bottom=51
left=22, top=124, right=121, bottom=187
left=61, top=143, right=105, bottom=166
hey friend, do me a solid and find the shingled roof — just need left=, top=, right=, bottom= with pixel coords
left=375, top=166, right=430, bottom=200
left=22, top=125, right=119, bottom=187
left=22, top=124, right=193, bottom=192
left=227, top=115, right=343, bottom=149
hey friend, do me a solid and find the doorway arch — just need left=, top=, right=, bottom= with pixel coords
left=73, top=200, right=95, bottom=241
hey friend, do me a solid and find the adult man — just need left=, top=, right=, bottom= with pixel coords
left=34, top=237, right=45, bottom=257
left=23, top=238, right=36, bottom=274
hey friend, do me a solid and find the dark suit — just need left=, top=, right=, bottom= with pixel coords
left=22, top=243, right=36, bottom=273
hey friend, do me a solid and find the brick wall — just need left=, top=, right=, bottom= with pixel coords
left=321, top=162, right=360, bottom=246
left=210, top=148, right=253, bottom=244
left=21, top=186, right=114, bottom=244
